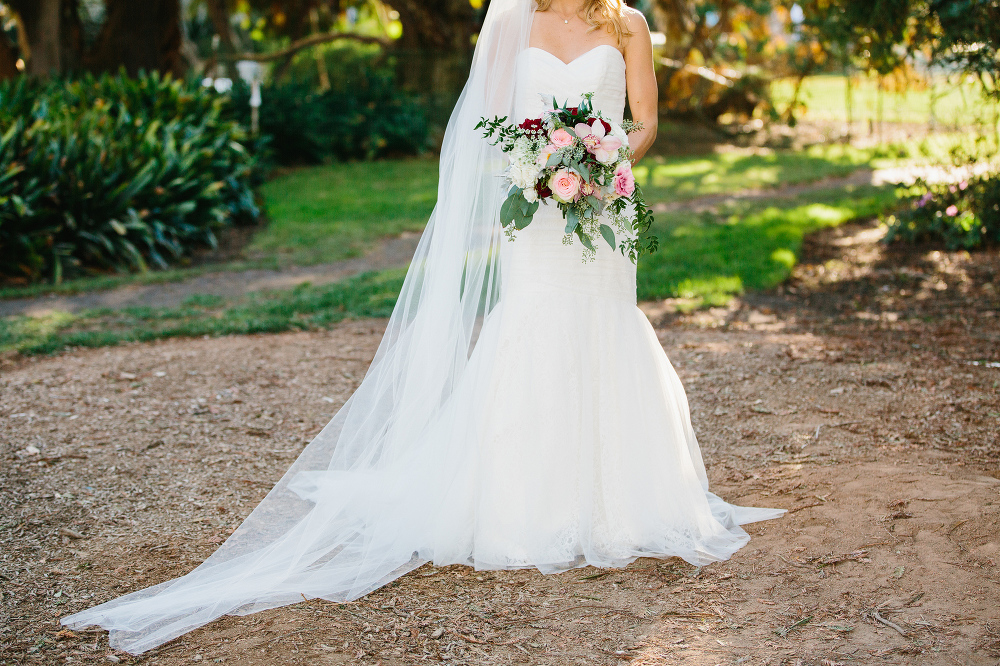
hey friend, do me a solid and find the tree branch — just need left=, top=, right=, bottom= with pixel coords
left=225, top=31, right=389, bottom=62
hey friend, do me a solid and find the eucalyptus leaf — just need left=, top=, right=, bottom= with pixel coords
left=599, top=223, right=615, bottom=249
left=499, top=192, right=518, bottom=226
left=515, top=209, right=534, bottom=230
left=564, top=208, right=580, bottom=234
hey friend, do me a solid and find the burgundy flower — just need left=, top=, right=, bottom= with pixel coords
left=519, top=117, right=544, bottom=133
left=536, top=181, right=552, bottom=199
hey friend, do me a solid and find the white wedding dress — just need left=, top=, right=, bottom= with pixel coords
left=63, top=42, right=784, bottom=654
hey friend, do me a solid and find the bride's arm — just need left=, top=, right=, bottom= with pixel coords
left=622, top=9, right=658, bottom=163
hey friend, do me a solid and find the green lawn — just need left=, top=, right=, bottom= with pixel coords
left=0, top=184, right=905, bottom=355
left=770, top=73, right=999, bottom=126
left=636, top=184, right=901, bottom=307
left=251, top=159, right=440, bottom=266
left=634, top=142, right=900, bottom=202
left=1, top=143, right=920, bottom=353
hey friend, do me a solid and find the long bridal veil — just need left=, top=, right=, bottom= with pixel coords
left=62, top=0, right=535, bottom=654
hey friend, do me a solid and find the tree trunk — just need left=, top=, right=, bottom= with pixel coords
left=11, top=0, right=62, bottom=75
left=59, top=0, right=83, bottom=72
left=0, top=32, right=18, bottom=80
left=85, top=0, right=184, bottom=77
left=392, top=0, right=476, bottom=52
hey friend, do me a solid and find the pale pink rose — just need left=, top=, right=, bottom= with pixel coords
left=550, top=128, right=574, bottom=147
left=536, top=143, right=558, bottom=166
left=613, top=161, right=635, bottom=197
left=959, top=180, right=968, bottom=190
left=575, top=120, right=622, bottom=163
left=945, top=205, right=958, bottom=216
left=549, top=169, right=581, bottom=203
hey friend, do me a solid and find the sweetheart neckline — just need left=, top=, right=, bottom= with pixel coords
left=524, top=44, right=625, bottom=68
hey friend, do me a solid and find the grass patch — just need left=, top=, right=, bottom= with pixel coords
left=250, top=159, right=440, bottom=266
left=633, top=143, right=902, bottom=202
left=635, top=184, right=902, bottom=307
left=771, top=73, right=999, bottom=126
left=1, top=269, right=405, bottom=355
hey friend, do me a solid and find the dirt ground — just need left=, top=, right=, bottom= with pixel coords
left=2, top=222, right=999, bottom=666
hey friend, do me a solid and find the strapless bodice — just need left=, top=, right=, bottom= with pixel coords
left=513, top=45, right=627, bottom=125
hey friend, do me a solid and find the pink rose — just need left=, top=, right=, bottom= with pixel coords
left=550, top=128, right=574, bottom=147
left=613, top=161, right=635, bottom=197
left=536, top=143, right=558, bottom=167
left=959, top=180, right=968, bottom=190
left=945, top=205, right=958, bottom=216
left=549, top=168, right=581, bottom=203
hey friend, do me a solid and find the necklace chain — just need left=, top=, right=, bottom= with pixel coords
left=551, top=6, right=578, bottom=24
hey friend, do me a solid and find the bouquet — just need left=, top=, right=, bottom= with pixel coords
left=476, top=93, right=657, bottom=262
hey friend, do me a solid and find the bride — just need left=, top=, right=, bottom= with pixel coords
left=63, top=0, right=783, bottom=653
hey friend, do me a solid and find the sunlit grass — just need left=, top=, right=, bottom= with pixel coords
left=633, top=143, right=902, bottom=202
left=635, top=184, right=902, bottom=307
left=771, top=73, right=1000, bottom=126
left=251, top=159, right=440, bottom=266
left=2, top=144, right=916, bottom=305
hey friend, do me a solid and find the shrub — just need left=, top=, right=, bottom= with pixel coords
left=228, top=41, right=429, bottom=164
left=883, top=174, right=1000, bottom=250
left=0, top=72, right=261, bottom=282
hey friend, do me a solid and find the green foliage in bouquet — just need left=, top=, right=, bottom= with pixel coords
left=884, top=175, right=1000, bottom=250
left=0, top=72, right=262, bottom=283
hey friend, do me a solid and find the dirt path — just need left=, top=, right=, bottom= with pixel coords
left=2, top=219, right=998, bottom=665
left=0, top=162, right=978, bottom=319
left=0, top=233, right=422, bottom=318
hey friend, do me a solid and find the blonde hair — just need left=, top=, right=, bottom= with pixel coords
left=536, top=0, right=634, bottom=49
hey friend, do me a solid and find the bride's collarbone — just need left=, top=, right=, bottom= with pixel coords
left=529, top=12, right=623, bottom=65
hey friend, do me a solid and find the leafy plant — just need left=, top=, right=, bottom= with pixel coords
left=228, top=42, right=429, bottom=164
left=0, top=71, right=261, bottom=282
left=884, top=175, right=1000, bottom=249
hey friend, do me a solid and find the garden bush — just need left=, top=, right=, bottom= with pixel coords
left=228, top=41, right=429, bottom=164
left=884, top=174, right=1000, bottom=250
left=0, top=72, right=261, bottom=282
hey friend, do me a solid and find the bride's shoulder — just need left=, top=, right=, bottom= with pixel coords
left=621, top=6, right=651, bottom=36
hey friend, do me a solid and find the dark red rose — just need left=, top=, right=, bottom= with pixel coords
left=519, top=117, right=544, bottom=133
left=587, top=116, right=612, bottom=134
left=536, top=181, right=552, bottom=199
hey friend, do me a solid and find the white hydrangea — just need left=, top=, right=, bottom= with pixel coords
left=509, top=136, right=533, bottom=164
left=509, top=162, right=541, bottom=189
left=507, top=136, right=542, bottom=189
